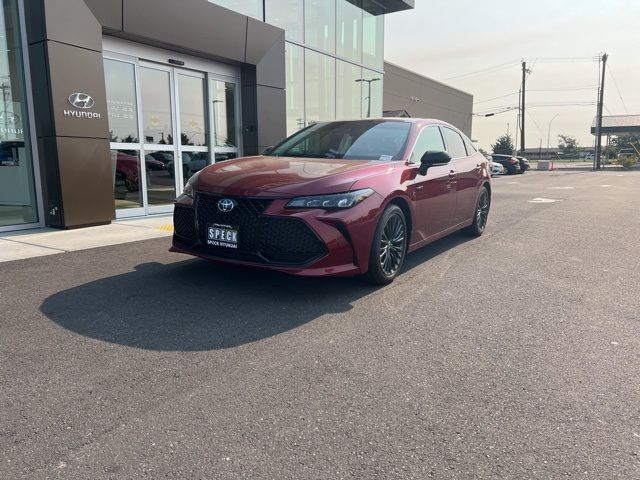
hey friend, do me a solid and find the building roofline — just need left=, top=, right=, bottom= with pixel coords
left=383, top=60, right=473, bottom=98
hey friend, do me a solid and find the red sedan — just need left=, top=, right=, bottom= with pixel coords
left=171, top=119, right=491, bottom=284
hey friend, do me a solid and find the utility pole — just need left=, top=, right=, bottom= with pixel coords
left=520, top=61, right=527, bottom=156
left=594, top=53, right=608, bottom=170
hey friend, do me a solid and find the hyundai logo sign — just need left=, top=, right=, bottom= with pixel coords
left=68, top=93, right=95, bottom=109
left=217, top=198, right=236, bottom=213
left=64, top=92, right=101, bottom=120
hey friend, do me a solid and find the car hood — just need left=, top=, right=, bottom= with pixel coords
left=194, top=156, right=396, bottom=197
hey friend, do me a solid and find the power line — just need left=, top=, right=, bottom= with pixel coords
left=443, top=60, right=521, bottom=81
left=525, top=110, right=544, bottom=136
left=606, top=64, right=628, bottom=114
left=528, top=85, right=598, bottom=92
left=474, top=92, right=519, bottom=104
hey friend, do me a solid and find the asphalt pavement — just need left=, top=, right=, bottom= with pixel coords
left=1, top=169, right=639, bottom=479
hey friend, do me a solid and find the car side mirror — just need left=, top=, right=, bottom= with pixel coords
left=262, top=146, right=274, bottom=156
left=419, top=151, right=452, bottom=175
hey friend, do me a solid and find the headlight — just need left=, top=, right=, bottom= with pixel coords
left=286, top=188, right=374, bottom=209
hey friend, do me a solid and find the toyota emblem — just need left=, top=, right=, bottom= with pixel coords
left=217, top=198, right=236, bottom=213
left=68, top=93, right=95, bottom=109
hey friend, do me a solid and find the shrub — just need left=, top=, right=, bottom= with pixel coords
left=615, top=155, right=638, bottom=170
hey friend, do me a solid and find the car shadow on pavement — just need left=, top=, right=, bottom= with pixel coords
left=40, top=233, right=473, bottom=352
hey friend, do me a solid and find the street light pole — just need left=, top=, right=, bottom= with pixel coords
left=547, top=114, right=559, bottom=159
left=355, top=78, right=381, bottom=118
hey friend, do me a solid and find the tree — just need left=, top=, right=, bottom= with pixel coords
left=491, top=134, right=515, bottom=155
left=610, top=133, right=640, bottom=156
left=558, top=134, right=579, bottom=157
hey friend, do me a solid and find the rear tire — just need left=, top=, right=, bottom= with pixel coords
left=463, top=186, right=490, bottom=237
left=364, top=205, right=408, bottom=285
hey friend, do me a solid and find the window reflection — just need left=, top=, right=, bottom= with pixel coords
left=305, top=0, right=335, bottom=53
left=336, top=61, right=362, bottom=120
left=337, top=0, right=362, bottom=63
left=112, top=150, right=143, bottom=209
left=265, top=0, right=303, bottom=42
left=104, top=59, right=139, bottom=143
left=360, top=70, right=383, bottom=118
left=0, top=0, right=38, bottom=227
left=140, top=67, right=173, bottom=145
left=363, top=10, right=384, bottom=69
left=178, top=74, right=207, bottom=146
left=305, top=50, right=335, bottom=124
left=212, top=80, right=238, bottom=148
left=145, top=150, right=176, bottom=205
left=182, top=152, right=211, bottom=185
left=285, top=43, right=305, bottom=135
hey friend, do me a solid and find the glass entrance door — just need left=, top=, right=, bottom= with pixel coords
left=105, top=55, right=240, bottom=218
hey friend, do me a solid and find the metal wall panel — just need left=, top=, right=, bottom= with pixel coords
left=383, top=62, right=474, bottom=138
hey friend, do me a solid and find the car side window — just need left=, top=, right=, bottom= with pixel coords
left=441, top=127, right=468, bottom=159
left=410, top=126, right=446, bottom=164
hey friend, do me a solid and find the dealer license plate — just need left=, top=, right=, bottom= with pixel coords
left=207, top=224, right=239, bottom=249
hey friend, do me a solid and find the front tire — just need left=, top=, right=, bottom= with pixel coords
left=464, top=186, right=490, bottom=237
left=364, top=205, right=408, bottom=285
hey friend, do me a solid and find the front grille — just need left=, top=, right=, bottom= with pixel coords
left=174, top=204, right=197, bottom=240
left=194, top=193, right=326, bottom=265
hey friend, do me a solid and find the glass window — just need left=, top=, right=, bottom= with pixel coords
left=441, top=127, right=468, bottom=159
left=104, top=59, right=139, bottom=143
left=337, top=0, right=362, bottom=63
left=305, top=0, right=335, bottom=53
left=178, top=74, right=207, bottom=146
left=0, top=0, right=38, bottom=227
left=362, top=10, right=384, bottom=69
left=336, top=61, right=361, bottom=120
left=265, top=0, right=303, bottom=43
left=272, top=120, right=411, bottom=161
left=305, top=50, right=335, bottom=124
left=211, top=80, right=238, bottom=148
left=145, top=150, right=176, bottom=205
left=182, top=152, right=211, bottom=185
left=140, top=67, right=173, bottom=145
left=285, top=42, right=305, bottom=135
left=112, top=150, right=142, bottom=209
left=410, top=126, right=446, bottom=164
left=207, top=0, right=263, bottom=20
left=360, top=70, right=383, bottom=118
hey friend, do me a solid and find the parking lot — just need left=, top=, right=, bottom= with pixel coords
left=1, top=169, right=639, bottom=479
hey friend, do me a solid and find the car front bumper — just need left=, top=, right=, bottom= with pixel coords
left=170, top=193, right=383, bottom=277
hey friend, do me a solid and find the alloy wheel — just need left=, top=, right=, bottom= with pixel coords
left=379, top=213, right=406, bottom=277
left=476, top=190, right=490, bottom=232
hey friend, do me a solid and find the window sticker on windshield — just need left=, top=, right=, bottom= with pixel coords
left=379, top=155, right=393, bottom=161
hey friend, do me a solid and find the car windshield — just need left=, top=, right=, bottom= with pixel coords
left=269, top=120, right=412, bottom=161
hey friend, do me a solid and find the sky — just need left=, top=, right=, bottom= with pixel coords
left=384, top=0, right=640, bottom=152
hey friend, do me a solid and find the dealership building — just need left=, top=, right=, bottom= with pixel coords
left=0, top=0, right=472, bottom=232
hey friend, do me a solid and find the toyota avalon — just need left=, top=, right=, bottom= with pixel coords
left=171, top=119, right=491, bottom=284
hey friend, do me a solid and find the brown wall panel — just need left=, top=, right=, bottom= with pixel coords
left=46, top=42, right=109, bottom=139
left=122, top=0, right=248, bottom=63
left=56, top=137, right=114, bottom=227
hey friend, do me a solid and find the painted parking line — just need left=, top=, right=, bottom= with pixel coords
left=599, top=185, right=612, bottom=188
left=549, top=186, right=575, bottom=190
left=528, top=198, right=560, bottom=203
